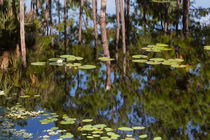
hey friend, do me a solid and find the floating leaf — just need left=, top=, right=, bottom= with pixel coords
left=156, top=43, right=169, bottom=47
left=75, top=56, right=84, bottom=61
left=150, top=58, right=165, bottom=62
left=204, top=46, right=210, bottom=51
left=61, top=133, right=74, bottom=138
left=132, top=55, right=148, bottom=59
left=153, top=137, right=162, bottom=140
left=82, top=119, right=93, bottom=123
left=20, top=95, right=30, bottom=98
left=132, top=59, right=147, bottom=63
left=98, top=57, right=114, bottom=61
left=139, top=134, right=148, bottom=138
left=79, top=65, right=96, bottom=70
left=146, top=61, right=161, bottom=65
left=132, top=126, right=145, bottom=130
left=60, top=55, right=75, bottom=58
left=118, top=127, right=133, bottom=131
left=48, top=58, right=61, bottom=61
left=31, top=62, right=46, bottom=66
left=50, top=127, right=59, bottom=131
left=171, top=64, right=186, bottom=68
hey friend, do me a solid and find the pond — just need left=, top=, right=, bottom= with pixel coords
left=0, top=0, right=210, bottom=140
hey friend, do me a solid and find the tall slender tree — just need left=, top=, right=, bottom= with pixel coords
left=176, top=0, right=180, bottom=35
left=43, top=0, right=49, bottom=35
left=120, top=0, right=126, bottom=77
left=79, top=0, right=84, bottom=44
left=20, top=0, right=26, bottom=67
left=183, top=0, right=190, bottom=37
left=49, top=0, right=54, bottom=47
left=164, top=3, right=168, bottom=34
left=36, top=0, right=39, bottom=16
left=64, top=0, right=67, bottom=53
left=115, top=0, right=120, bottom=62
left=92, top=0, right=98, bottom=52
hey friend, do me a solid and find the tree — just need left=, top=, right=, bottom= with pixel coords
left=115, top=0, right=120, bottom=62
left=49, top=0, right=54, bottom=47
left=20, top=0, right=26, bottom=67
left=120, top=0, right=126, bottom=77
left=78, top=0, right=84, bottom=44
left=92, top=0, right=98, bottom=51
left=43, top=0, right=49, bottom=35
left=64, top=0, right=67, bottom=53
left=36, top=0, right=39, bottom=16
left=183, top=0, right=190, bottom=37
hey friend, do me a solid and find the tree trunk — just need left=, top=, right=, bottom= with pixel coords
left=105, top=61, right=111, bottom=91
left=36, top=0, right=39, bottom=16
left=64, top=0, right=67, bottom=53
left=43, top=0, right=49, bottom=36
left=183, top=0, right=190, bottom=37
left=100, top=0, right=110, bottom=58
left=85, top=0, right=88, bottom=29
left=92, top=0, right=98, bottom=50
left=20, top=0, right=26, bottom=67
left=115, top=0, right=120, bottom=62
left=49, top=0, right=54, bottom=47
left=126, top=0, right=130, bottom=49
left=58, top=0, right=61, bottom=40
left=79, top=0, right=84, bottom=44
left=176, top=0, right=180, bottom=35
left=164, top=3, right=168, bottom=34
left=120, top=0, right=126, bottom=77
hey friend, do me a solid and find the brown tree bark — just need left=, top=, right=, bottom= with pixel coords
left=100, top=0, right=110, bottom=58
left=183, top=0, right=190, bottom=37
left=176, top=0, right=180, bottom=35
left=92, top=0, right=98, bottom=48
left=115, top=0, right=120, bottom=62
left=64, top=0, right=67, bottom=53
left=58, top=0, right=61, bottom=40
left=49, top=0, right=54, bottom=47
left=79, top=0, right=84, bottom=44
left=120, top=0, right=126, bottom=77
left=20, top=0, right=26, bottom=67
left=164, top=3, right=168, bottom=34
left=43, top=0, right=49, bottom=35
left=36, top=0, right=39, bottom=16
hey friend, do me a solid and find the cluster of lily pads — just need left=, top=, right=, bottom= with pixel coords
left=5, top=104, right=44, bottom=120
left=141, top=43, right=172, bottom=52
left=31, top=54, right=97, bottom=70
left=38, top=112, right=162, bottom=140
left=1, top=129, right=33, bottom=139
left=132, top=54, right=186, bottom=68
left=204, top=46, right=210, bottom=51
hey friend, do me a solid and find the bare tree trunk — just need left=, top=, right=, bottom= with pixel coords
left=183, top=0, right=190, bottom=37
left=58, top=0, right=61, bottom=40
left=64, top=0, right=67, bottom=53
left=85, top=0, right=88, bottom=29
left=36, top=0, right=39, bottom=16
left=79, top=0, right=84, bottom=44
left=20, top=0, right=26, bottom=67
left=49, top=0, right=54, bottom=47
left=176, top=0, right=180, bottom=35
left=164, top=3, right=168, bottom=34
left=92, top=0, right=98, bottom=49
left=115, top=0, right=120, bottom=62
left=43, top=0, right=49, bottom=36
left=100, top=0, right=110, bottom=58
left=105, top=61, right=111, bottom=91
left=126, top=0, right=130, bottom=50
left=120, top=0, right=126, bottom=77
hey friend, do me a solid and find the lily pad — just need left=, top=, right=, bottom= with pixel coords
left=60, top=55, right=75, bottom=58
left=82, top=119, right=93, bottom=123
left=20, top=95, right=30, bottom=98
left=132, top=59, right=147, bottom=63
left=139, top=134, right=148, bottom=138
left=171, top=64, right=186, bottom=68
left=48, top=58, right=61, bottom=61
left=132, top=55, right=148, bottom=59
left=204, top=46, right=210, bottom=51
left=150, top=58, right=165, bottom=62
left=118, top=127, right=133, bottom=131
left=146, top=61, right=161, bottom=65
left=156, top=43, right=169, bottom=47
left=98, top=57, right=114, bottom=61
left=61, top=133, right=73, bottom=138
left=132, top=126, right=145, bottom=130
left=75, top=56, right=84, bottom=61
left=31, top=62, right=46, bottom=66
left=79, top=65, right=96, bottom=70
left=153, top=137, right=162, bottom=140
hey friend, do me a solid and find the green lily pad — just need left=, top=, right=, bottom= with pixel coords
left=48, top=58, right=61, bottom=61
left=156, top=43, right=169, bottom=47
left=171, top=64, right=186, bottom=68
left=75, top=56, right=84, bottom=60
left=168, top=58, right=184, bottom=62
left=132, top=55, right=148, bottom=59
left=153, top=136, right=162, bottom=140
left=67, top=57, right=76, bottom=61
left=132, top=59, right=147, bottom=63
left=34, top=95, right=40, bottom=98
left=146, top=61, right=161, bottom=65
left=118, top=127, right=133, bottom=131
left=31, top=62, right=46, bottom=66
left=204, top=46, right=210, bottom=51
left=50, top=127, right=59, bottom=131
left=98, top=57, right=114, bottom=61
left=132, top=126, right=145, bottom=130
left=82, top=119, right=93, bottom=123
left=61, top=133, right=74, bottom=138
left=150, top=58, right=165, bottom=62
left=79, top=65, right=96, bottom=70
left=20, top=95, right=30, bottom=98
left=105, top=128, right=113, bottom=131
left=93, top=134, right=100, bottom=137
left=139, top=134, right=148, bottom=138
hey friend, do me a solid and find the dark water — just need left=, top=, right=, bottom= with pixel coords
left=0, top=34, right=210, bottom=140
